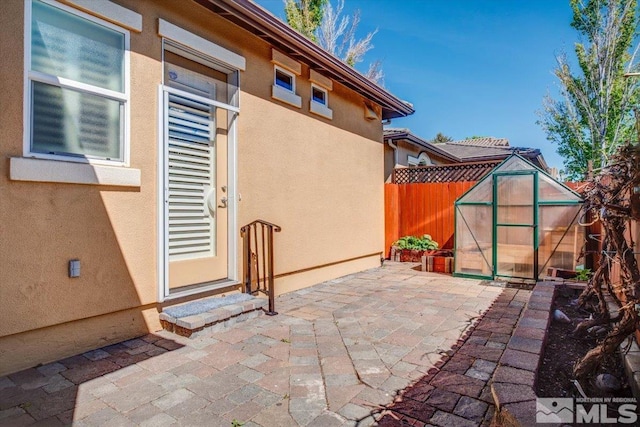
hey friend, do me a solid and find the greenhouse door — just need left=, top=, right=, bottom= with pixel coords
left=494, top=172, right=537, bottom=279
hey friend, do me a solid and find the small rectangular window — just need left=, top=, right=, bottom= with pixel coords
left=271, top=64, right=301, bottom=107
left=312, top=86, right=327, bottom=105
left=309, top=84, right=332, bottom=119
left=274, top=66, right=294, bottom=92
left=26, top=0, right=129, bottom=164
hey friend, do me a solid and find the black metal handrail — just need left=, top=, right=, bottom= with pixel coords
left=240, top=220, right=281, bottom=315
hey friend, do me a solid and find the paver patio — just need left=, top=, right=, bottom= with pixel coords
left=0, top=262, right=531, bottom=426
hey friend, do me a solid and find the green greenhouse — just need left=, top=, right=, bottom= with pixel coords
left=454, top=154, right=584, bottom=280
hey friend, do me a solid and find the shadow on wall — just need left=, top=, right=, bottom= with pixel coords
left=0, top=163, right=153, bottom=376
left=0, top=334, right=184, bottom=424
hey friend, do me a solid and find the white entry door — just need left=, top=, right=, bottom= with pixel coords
left=161, top=61, right=236, bottom=297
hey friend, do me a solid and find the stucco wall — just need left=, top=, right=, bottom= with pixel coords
left=0, top=1, right=160, bottom=335
left=239, top=93, right=384, bottom=294
left=0, top=0, right=385, bottom=375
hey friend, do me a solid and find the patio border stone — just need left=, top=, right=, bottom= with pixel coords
left=490, top=280, right=640, bottom=426
left=605, top=291, right=640, bottom=401
left=490, top=281, right=554, bottom=427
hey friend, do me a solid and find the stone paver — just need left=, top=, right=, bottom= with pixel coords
left=376, top=286, right=534, bottom=426
left=492, top=365, right=535, bottom=387
left=454, top=396, right=489, bottom=422
left=0, top=262, right=533, bottom=426
left=500, top=348, right=540, bottom=372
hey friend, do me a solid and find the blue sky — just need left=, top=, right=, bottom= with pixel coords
left=256, top=0, right=580, bottom=170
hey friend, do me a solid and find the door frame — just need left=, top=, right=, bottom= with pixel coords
left=492, top=170, right=538, bottom=280
left=153, top=24, right=246, bottom=302
left=157, top=83, right=240, bottom=302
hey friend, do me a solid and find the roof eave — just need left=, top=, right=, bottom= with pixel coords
left=194, top=0, right=415, bottom=120
left=384, top=131, right=459, bottom=162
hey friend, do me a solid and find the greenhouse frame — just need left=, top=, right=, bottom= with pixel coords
left=454, top=154, right=584, bottom=280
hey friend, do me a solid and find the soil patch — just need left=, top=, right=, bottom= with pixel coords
left=537, top=287, right=634, bottom=424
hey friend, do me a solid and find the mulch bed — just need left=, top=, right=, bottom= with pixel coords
left=536, top=287, right=634, bottom=424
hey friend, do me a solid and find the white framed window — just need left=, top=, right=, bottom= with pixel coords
left=309, top=84, right=333, bottom=120
left=274, top=65, right=295, bottom=93
left=271, top=65, right=301, bottom=108
left=24, top=0, right=130, bottom=165
left=311, top=84, right=327, bottom=106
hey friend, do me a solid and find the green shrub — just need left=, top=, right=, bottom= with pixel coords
left=393, top=235, right=439, bottom=251
left=575, top=267, right=592, bottom=281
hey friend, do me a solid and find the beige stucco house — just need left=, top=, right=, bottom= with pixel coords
left=0, top=0, right=414, bottom=375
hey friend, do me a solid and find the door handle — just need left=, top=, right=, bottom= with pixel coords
left=219, top=196, right=228, bottom=208
left=205, top=187, right=216, bottom=217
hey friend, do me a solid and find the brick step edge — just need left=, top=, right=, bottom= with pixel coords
left=159, top=298, right=268, bottom=338
left=490, top=282, right=557, bottom=427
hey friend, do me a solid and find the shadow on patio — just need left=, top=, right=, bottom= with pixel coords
left=0, top=334, right=185, bottom=424
left=363, top=285, right=530, bottom=427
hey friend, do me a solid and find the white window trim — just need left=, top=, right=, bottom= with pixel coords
left=158, top=19, right=246, bottom=71
left=310, top=83, right=328, bottom=106
left=272, top=65, right=301, bottom=108
left=62, top=0, right=142, bottom=32
left=309, top=83, right=332, bottom=119
left=10, top=157, right=140, bottom=186
left=274, top=65, right=296, bottom=93
left=23, top=0, right=131, bottom=167
left=310, top=100, right=333, bottom=120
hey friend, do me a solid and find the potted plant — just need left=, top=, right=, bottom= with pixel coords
left=392, top=235, right=439, bottom=262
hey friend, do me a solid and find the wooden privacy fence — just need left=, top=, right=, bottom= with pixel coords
left=385, top=181, right=475, bottom=257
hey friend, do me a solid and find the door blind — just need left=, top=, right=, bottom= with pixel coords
left=167, top=90, right=215, bottom=259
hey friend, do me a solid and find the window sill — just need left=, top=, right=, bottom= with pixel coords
left=10, top=157, right=141, bottom=187
left=272, top=85, right=301, bottom=108
left=310, top=101, right=333, bottom=120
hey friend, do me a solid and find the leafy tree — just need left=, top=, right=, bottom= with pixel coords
left=284, top=0, right=327, bottom=42
left=284, top=0, right=382, bottom=83
left=538, top=0, right=640, bottom=180
left=430, top=132, right=454, bottom=143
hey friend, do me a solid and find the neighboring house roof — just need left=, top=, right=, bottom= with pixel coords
left=448, top=137, right=509, bottom=147
left=383, top=128, right=459, bottom=162
left=393, top=161, right=502, bottom=183
left=194, top=0, right=415, bottom=120
left=437, top=142, right=513, bottom=161
left=438, top=142, right=548, bottom=170
left=384, top=128, right=549, bottom=171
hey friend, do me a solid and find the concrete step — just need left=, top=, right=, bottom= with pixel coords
left=159, top=293, right=268, bottom=338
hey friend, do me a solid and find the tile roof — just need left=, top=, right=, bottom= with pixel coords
left=437, top=142, right=514, bottom=161
left=384, top=128, right=549, bottom=172
left=448, top=137, right=510, bottom=147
